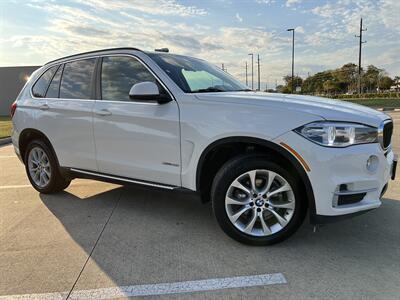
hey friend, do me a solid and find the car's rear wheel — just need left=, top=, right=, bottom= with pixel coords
left=25, top=140, right=70, bottom=193
left=211, top=155, right=306, bottom=245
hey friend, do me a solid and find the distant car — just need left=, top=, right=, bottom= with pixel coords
left=10, top=48, right=397, bottom=245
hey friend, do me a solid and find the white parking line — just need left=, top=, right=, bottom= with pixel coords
left=0, top=273, right=286, bottom=300
left=0, top=182, right=105, bottom=190
left=0, top=185, right=32, bottom=189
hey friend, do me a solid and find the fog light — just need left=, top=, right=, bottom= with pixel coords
left=366, top=155, right=379, bottom=173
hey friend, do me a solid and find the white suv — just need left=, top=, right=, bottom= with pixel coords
left=11, top=48, right=397, bottom=245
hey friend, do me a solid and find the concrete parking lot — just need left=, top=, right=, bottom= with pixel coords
left=1, top=112, right=399, bottom=300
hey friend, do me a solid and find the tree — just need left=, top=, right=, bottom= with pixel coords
left=379, top=76, right=394, bottom=91
left=323, top=80, right=339, bottom=95
left=362, top=65, right=383, bottom=92
left=283, top=75, right=303, bottom=93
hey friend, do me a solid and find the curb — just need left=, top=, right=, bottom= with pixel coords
left=376, top=108, right=400, bottom=112
left=0, top=137, right=11, bottom=146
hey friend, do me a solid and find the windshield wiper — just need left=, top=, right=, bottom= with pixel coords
left=191, top=87, right=226, bottom=93
left=235, top=89, right=252, bottom=92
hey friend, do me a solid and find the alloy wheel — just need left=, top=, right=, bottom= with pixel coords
left=225, top=169, right=295, bottom=237
left=28, top=146, right=52, bottom=188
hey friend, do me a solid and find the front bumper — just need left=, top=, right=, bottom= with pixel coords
left=275, top=131, right=396, bottom=223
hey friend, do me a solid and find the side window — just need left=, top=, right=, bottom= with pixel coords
left=32, top=66, right=58, bottom=98
left=45, top=65, right=63, bottom=98
left=60, top=59, right=96, bottom=99
left=101, top=56, right=157, bottom=101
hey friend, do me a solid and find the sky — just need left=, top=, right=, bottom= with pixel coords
left=0, top=0, right=399, bottom=88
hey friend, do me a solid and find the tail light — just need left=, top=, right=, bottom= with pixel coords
left=10, top=101, right=17, bottom=118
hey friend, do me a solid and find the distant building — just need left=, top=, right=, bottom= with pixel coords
left=0, top=66, right=41, bottom=116
left=390, top=78, right=400, bottom=92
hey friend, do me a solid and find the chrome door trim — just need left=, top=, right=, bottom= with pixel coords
left=70, top=168, right=177, bottom=190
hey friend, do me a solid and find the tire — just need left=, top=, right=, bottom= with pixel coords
left=24, top=139, right=71, bottom=194
left=211, top=154, right=306, bottom=246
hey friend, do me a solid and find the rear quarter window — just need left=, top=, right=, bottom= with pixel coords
left=46, top=65, right=63, bottom=98
left=32, top=66, right=58, bottom=98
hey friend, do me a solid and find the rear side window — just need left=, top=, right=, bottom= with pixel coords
left=60, top=59, right=96, bottom=99
left=32, top=66, right=58, bottom=98
left=46, top=65, right=63, bottom=98
left=101, top=56, right=157, bottom=101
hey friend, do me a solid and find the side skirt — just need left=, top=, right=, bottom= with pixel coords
left=64, top=167, right=195, bottom=194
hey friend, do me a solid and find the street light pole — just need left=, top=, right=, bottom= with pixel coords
left=245, top=61, right=248, bottom=86
left=248, top=53, right=254, bottom=90
left=287, top=28, right=295, bottom=93
left=257, top=54, right=260, bottom=91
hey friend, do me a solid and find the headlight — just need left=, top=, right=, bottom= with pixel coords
left=294, top=122, right=378, bottom=147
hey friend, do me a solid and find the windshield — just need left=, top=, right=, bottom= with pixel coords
left=147, top=53, right=249, bottom=93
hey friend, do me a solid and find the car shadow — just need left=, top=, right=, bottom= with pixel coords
left=38, top=183, right=400, bottom=292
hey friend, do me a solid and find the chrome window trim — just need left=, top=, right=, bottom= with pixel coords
left=30, top=52, right=176, bottom=105
left=30, top=56, right=99, bottom=101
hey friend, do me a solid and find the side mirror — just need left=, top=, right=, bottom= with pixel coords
left=129, top=81, right=171, bottom=104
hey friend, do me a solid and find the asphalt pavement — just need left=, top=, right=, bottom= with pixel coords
left=0, top=112, right=399, bottom=300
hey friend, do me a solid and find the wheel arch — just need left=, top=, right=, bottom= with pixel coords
left=195, top=136, right=316, bottom=218
left=18, top=128, right=59, bottom=166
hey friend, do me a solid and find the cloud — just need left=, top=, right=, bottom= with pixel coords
left=73, top=0, right=208, bottom=17
left=380, top=0, right=400, bottom=31
left=2, top=0, right=399, bottom=83
left=255, top=0, right=275, bottom=4
left=295, top=26, right=305, bottom=34
left=286, top=0, right=302, bottom=7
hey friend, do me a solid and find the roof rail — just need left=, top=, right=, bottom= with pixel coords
left=44, top=47, right=142, bottom=65
left=155, top=48, right=169, bottom=53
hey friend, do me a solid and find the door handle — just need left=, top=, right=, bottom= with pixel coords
left=95, top=109, right=112, bottom=116
left=39, top=104, right=49, bottom=111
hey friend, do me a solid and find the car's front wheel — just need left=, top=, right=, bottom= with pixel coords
left=211, top=155, right=306, bottom=245
left=25, top=140, right=70, bottom=193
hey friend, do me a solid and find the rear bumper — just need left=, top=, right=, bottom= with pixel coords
left=275, top=131, right=396, bottom=224
left=11, top=127, right=23, bottom=163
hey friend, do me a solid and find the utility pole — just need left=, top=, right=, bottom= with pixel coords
left=221, top=63, right=225, bottom=72
left=355, top=18, right=367, bottom=94
left=245, top=61, right=248, bottom=86
left=257, top=54, right=260, bottom=91
left=275, top=79, right=277, bottom=90
left=248, top=53, right=254, bottom=90
left=287, top=28, right=295, bottom=94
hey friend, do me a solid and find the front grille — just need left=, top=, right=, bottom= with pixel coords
left=383, top=121, right=393, bottom=149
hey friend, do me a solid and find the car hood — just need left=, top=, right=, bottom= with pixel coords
left=195, top=92, right=390, bottom=127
